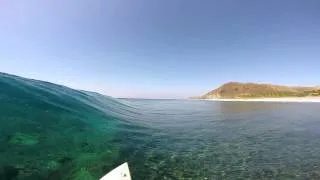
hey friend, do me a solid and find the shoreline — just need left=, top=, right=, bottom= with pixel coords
left=198, top=97, right=320, bottom=103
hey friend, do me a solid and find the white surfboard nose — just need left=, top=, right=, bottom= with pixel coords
left=100, top=162, right=132, bottom=180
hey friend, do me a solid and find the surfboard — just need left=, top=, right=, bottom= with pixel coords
left=100, top=162, right=131, bottom=180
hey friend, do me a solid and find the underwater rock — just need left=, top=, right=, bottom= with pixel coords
left=58, top=157, right=73, bottom=165
left=71, top=168, right=95, bottom=180
left=48, top=165, right=96, bottom=180
left=308, top=171, right=320, bottom=179
left=0, top=165, right=20, bottom=180
left=8, top=133, right=39, bottom=146
left=46, top=161, right=61, bottom=171
left=24, top=173, right=46, bottom=180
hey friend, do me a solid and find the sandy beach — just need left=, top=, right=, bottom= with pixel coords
left=202, top=97, right=320, bottom=103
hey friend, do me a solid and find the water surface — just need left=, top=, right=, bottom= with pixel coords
left=118, top=99, right=320, bottom=179
left=1, top=73, right=320, bottom=179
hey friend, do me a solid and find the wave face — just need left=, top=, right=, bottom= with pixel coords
left=2, top=72, right=320, bottom=180
left=0, top=72, right=136, bottom=180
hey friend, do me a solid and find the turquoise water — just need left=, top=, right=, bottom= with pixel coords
left=1, top=72, right=320, bottom=179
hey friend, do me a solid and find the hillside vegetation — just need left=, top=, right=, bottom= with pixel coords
left=201, top=82, right=320, bottom=99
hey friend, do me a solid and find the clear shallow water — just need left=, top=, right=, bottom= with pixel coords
left=1, top=73, right=320, bottom=179
left=118, top=100, right=320, bottom=179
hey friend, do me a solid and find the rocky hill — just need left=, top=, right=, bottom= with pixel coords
left=201, top=82, right=320, bottom=99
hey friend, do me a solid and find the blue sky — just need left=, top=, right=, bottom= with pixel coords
left=1, top=0, right=319, bottom=98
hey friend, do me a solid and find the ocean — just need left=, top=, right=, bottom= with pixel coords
left=1, top=72, right=320, bottom=180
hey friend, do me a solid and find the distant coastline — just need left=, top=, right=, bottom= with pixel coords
left=197, top=82, right=320, bottom=100
left=200, top=97, right=320, bottom=103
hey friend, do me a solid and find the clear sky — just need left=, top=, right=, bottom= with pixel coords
left=1, top=0, right=319, bottom=98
